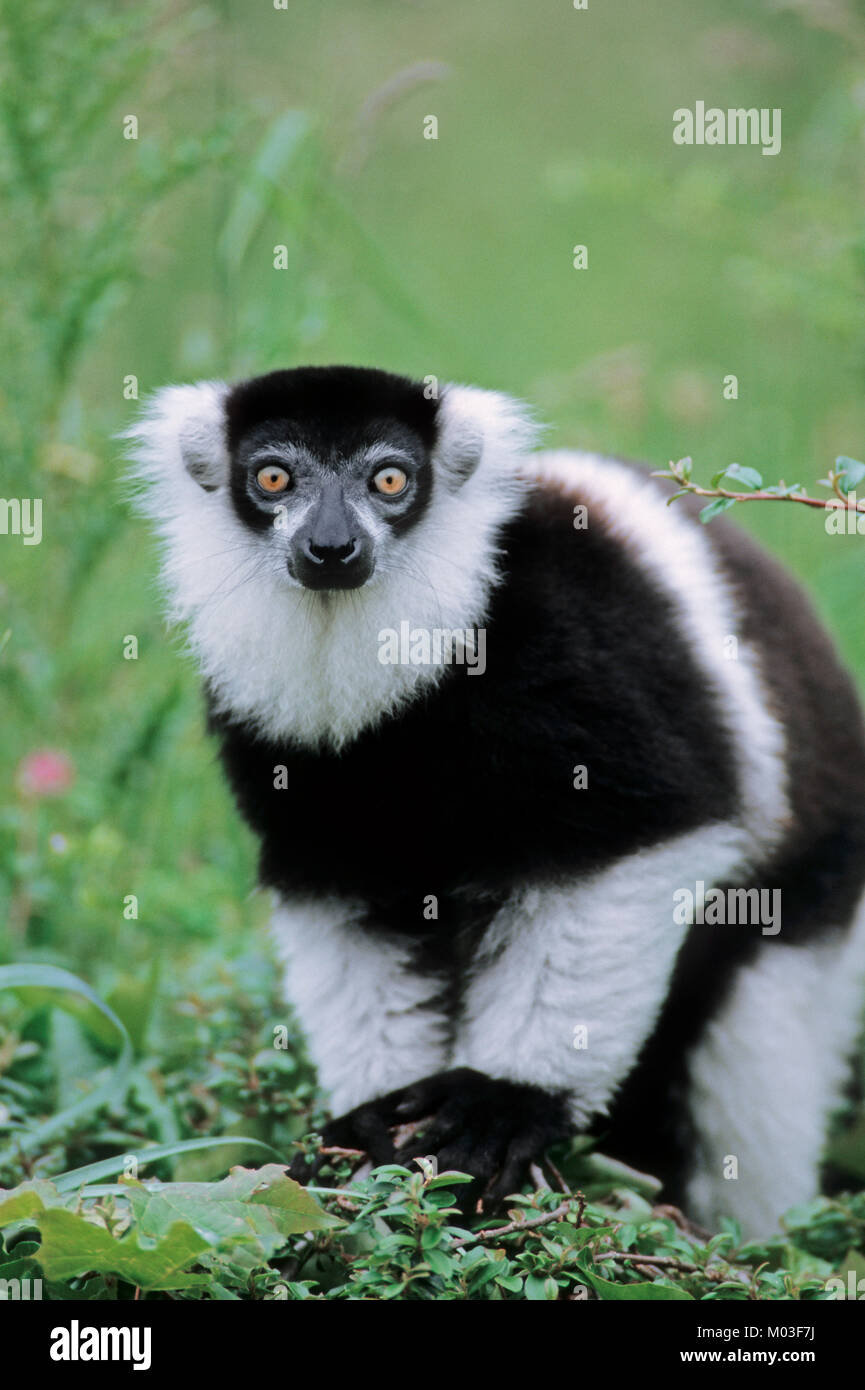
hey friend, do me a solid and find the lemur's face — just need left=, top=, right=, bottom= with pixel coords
left=221, top=367, right=443, bottom=592
left=129, top=366, right=534, bottom=741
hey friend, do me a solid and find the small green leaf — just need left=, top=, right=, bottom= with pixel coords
left=699, top=497, right=737, bottom=523
left=835, top=457, right=865, bottom=494
left=711, top=463, right=762, bottom=491
left=425, top=1170, right=473, bottom=1189
left=495, top=1273, right=524, bottom=1292
left=425, top=1247, right=455, bottom=1277
left=524, top=1273, right=556, bottom=1300
left=763, top=483, right=804, bottom=497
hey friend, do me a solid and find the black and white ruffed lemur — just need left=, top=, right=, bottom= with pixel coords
left=128, top=366, right=865, bottom=1233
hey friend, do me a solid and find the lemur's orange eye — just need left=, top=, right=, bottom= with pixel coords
left=373, top=466, right=408, bottom=496
left=256, top=464, right=291, bottom=494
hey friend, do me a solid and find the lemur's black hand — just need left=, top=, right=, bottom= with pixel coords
left=287, top=1102, right=396, bottom=1181
left=391, top=1068, right=571, bottom=1210
left=289, top=1067, right=571, bottom=1211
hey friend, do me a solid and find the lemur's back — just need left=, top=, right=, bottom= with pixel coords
left=130, top=369, right=865, bottom=1234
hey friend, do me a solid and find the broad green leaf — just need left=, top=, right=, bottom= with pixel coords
left=35, top=1206, right=210, bottom=1290
left=123, top=1164, right=339, bottom=1254
left=0, top=1180, right=65, bottom=1228
left=583, top=1267, right=693, bottom=1300
left=467, top=1260, right=503, bottom=1291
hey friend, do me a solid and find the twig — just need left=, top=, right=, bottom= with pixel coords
left=453, top=1200, right=573, bottom=1247
left=601, top=1249, right=701, bottom=1273
left=542, top=1155, right=570, bottom=1194
left=530, top=1162, right=550, bottom=1191
left=599, top=1249, right=739, bottom=1283
left=657, top=457, right=865, bottom=516
left=673, top=480, right=864, bottom=513
left=575, top=1191, right=587, bottom=1228
left=652, top=1202, right=711, bottom=1242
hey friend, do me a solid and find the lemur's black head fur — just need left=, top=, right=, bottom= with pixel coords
left=223, top=367, right=441, bottom=589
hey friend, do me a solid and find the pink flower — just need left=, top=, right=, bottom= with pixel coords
left=16, top=749, right=75, bottom=799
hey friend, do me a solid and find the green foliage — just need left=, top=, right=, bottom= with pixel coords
left=0, top=0, right=241, bottom=479
left=0, top=1165, right=336, bottom=1295
left=1, top=963, right=864, bottom=1300
left=3, top=1156, right=864, bottom=1300
left=0, top=964, right=132, bottom=1161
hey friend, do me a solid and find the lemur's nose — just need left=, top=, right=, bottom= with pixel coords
left=293, top=482, right=372, bottom=589
left=305, top=538, right=360, bottom=565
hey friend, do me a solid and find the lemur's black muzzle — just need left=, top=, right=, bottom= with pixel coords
left=291, top=482, right=373, bottom=590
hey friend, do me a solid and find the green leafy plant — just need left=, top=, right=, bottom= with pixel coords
left=4, top=1155, right=863, bottom=1300
left=2, top=963, right=864, bottom=1300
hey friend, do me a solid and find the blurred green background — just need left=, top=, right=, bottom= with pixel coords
left=2, top=0, right=865, bottom=1180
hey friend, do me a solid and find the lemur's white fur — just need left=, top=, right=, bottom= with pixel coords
left=451, top=824, right=752, bottom=1121
left=685, top=896, right=865, bottom=1233
left=125, top=382, right=536, bottom=748
left=271, top=895, right=451, bottom=1114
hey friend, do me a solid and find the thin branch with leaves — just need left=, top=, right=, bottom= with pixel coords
left=654, top=455, right=865, bottom=525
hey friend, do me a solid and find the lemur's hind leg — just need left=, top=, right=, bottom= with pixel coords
left=683, top=918, right=865, bottom=1236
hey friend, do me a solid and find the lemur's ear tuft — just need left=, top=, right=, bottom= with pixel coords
left=434, top=384, right=540, bottom=491
left=123, top=381, right=229, bottom=494
left=433, top=406, right=483, bottom=489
